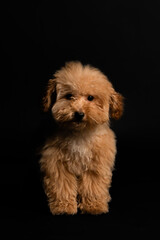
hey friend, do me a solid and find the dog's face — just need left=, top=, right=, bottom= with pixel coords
left=43, top=62, right=123, bottom=130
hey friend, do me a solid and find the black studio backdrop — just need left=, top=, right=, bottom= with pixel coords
left=1, top=0, right=159, bottom=238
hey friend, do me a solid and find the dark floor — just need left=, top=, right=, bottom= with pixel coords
left=1, top=182, right=158, bottom=239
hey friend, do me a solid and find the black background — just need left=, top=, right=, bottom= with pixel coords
left=1, top=0, right=159, bottom=239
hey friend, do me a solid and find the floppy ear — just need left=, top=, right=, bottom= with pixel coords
left=43, top=78, right=56, bottom=112
left=109, top=89, right=124, bottom=120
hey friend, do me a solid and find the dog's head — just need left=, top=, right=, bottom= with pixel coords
left=43, top=62, right=124, bottom=130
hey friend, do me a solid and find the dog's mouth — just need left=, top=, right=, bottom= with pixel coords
left=72, top=120, right=86, bottom=128
left=70, top=116, right=88, bottom=129
left=73, top=118, right=84, bottom=124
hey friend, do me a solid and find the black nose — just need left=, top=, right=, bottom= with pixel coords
left=74, top=112, right=85, bottom=121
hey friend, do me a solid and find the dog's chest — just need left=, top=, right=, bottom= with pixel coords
left=63, top=138, right=92, bottom=176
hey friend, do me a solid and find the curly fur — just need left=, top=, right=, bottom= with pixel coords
left=40, top=61, right=123, bottom=215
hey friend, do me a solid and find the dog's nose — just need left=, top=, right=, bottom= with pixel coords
left=74, top=111, right=85, bottom=121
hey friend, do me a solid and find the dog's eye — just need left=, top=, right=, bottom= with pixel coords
left=87, top=95, right=94, bottom=101
left=65, top=94, right=73, bottom=100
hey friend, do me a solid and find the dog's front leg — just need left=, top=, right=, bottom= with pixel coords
left=78, top=170, right=111, bottom=214
left=43, top=161, right=78, bottom=215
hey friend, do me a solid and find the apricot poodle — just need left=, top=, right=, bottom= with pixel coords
left=40, top=61, right=123, bottom=215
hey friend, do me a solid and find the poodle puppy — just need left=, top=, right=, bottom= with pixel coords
left=40, top=61, right=123, bottom=215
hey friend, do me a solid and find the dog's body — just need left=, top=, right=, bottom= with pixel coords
left=40, top=62, right=123, bottom=215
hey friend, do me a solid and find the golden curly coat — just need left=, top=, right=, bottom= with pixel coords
left=40, top=61, right=123, bottom=215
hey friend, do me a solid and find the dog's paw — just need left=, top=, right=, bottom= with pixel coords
left=49, top=201, right=77, bottom=215
left=79, top=200, right=109, bottom=215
